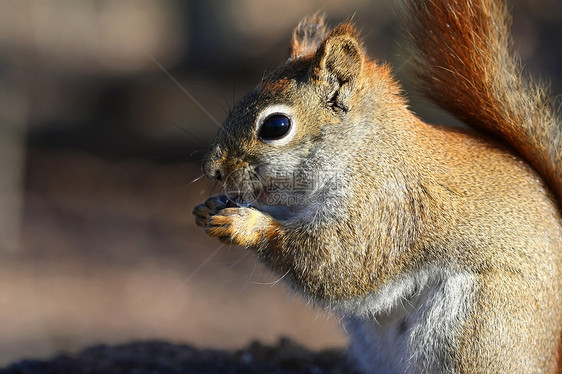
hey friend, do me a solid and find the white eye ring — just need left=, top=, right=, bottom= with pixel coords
left=255, top=104, right=297, bottom=146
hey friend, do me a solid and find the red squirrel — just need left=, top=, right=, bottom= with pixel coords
left=193, top=0, right=562, bottom=371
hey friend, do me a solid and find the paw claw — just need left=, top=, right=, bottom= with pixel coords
left=192, top=194, right=231, bottom=227
left=194, top=195, right=272, bottom=247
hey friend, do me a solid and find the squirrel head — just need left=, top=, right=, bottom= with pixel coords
left=203, top=15, right=400, bottom=210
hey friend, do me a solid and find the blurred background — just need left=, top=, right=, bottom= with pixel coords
left=0, top=0, right=560, bottom=366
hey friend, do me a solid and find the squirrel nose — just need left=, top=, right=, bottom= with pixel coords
left=202, top=144, right=225, bottom=181
left=213, top=169, right=223, bottom=181
left=203, top=159, right=223, bottom=181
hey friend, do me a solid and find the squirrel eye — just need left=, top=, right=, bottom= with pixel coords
left=258, top=114, right=291, bottom=141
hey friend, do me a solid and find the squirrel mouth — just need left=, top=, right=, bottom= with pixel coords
left=225, top=188, right=271, bottom=208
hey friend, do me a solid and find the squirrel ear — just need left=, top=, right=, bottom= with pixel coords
left=290, top=12, right=329, bottom=59
left=311, top=24, right=364, bottom=112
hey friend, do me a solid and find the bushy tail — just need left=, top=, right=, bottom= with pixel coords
left=404, top=0, right=562, bottom=202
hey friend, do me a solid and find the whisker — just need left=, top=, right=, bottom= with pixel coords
left=247, top=269, right=290, bottom=287
left=207, top=179, right=221, bottom=196
left=179, top=158, right=205, bottom=166
left=213, top=181, right=222, bottom=194
left=313, top=311, right=323, bottom=323
left=239, top=263, right=259, bottom=291
left=147, top=53, right=222, bottom=128
left=190, top=174, right=206, bottom=184
left=251, top=169, right=267, bottom=185
left=225, top=251, right=251, bottom=269
left=182, top=174, right=206, bottom=189
left=171, top=122, right=211, bottom=146
left=195, top=84, right=232, bottom=115
left=149, top=244, right=223, bottom=318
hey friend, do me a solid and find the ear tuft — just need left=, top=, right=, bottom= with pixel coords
left=290, top=12, right=330, bottom=59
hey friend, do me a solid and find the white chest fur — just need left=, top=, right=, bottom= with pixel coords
left=331, top=270, right=476, bottom=373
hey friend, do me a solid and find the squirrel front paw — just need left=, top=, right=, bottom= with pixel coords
left=192, top=194, right=230, bottom=228
left=193, top=195, right=275, bottom=247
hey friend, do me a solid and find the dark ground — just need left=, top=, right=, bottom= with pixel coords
left=2, top=339, right=359, bottom=374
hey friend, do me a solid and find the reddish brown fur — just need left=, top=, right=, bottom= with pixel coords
left=557, top=336, right=562, bottom=373
left=404, top=0, right=562, bottom=202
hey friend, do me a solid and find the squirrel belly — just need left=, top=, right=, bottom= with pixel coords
left=193, top=0, right=562, bottom=372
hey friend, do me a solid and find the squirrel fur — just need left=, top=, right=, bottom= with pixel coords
left=193, top=0, right=562, bottom=372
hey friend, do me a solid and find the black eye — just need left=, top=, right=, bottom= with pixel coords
left=258, top=114, right=291, bottom=141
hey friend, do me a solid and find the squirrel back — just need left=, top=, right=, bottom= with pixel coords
left=403, top=1, right=562, bottom=369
